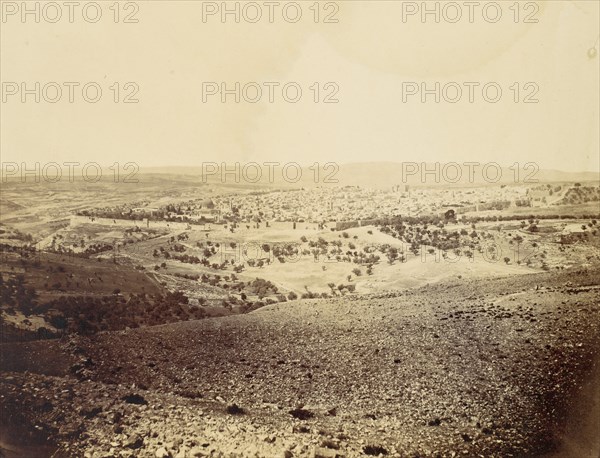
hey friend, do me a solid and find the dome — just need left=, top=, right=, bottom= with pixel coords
left=200, top=198, right=215, bottom=209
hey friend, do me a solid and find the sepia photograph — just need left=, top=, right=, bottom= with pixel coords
left=0, top=1, right=599, bottom=457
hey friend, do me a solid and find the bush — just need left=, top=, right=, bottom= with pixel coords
left=49, top=314, right=68, bottom=329
left=226, top=404, right=245, bottom=415
left=363, top=445, right=388, bottom=456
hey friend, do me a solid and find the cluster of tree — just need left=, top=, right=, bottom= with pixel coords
left=371, top=213, right=600, bottom=229
left=272, top=243, right=300, bottom=263
left=78, top=209, right=156, bottom=221
left=379, top=221, right=485, bottom=258
left=0, top=228, right=33, bottom=242
left=82, top=242, right=115, bottom=255
left=559, top=186, right=600, bottom=205
left=0, top=274, right=38, bottom=316
left=196, top=273, right=282, bottom=303
left=325, top=283, right=356, bottom=296
left=153, top=239, right=239, bottom=271
left=170, top=253, right=202, bottom=264
left=30, top=291, right=203, bottom=335
left=247, top=277, right=279, bottom=298
left=78, top=206, right=218, bottom=224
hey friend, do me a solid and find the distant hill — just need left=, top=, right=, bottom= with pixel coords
left=139, top=163, right=600, bottom=190
left=1, top=163, right=596, bottom=192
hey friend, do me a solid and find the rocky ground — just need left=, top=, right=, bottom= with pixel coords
left=1, top=268, right=599, bottom=458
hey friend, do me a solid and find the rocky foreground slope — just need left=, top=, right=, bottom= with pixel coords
left=1, top=269, right=600, bottom=458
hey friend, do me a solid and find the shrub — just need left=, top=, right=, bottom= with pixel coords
left=363, top=445, right=388, bottom=456
left=49, top=314, right=68, bottom=329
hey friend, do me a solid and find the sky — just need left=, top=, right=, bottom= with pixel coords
left=1, top=0, right=599, bottom=173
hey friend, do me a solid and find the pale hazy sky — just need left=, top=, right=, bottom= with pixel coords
left=1, top=1, right=599, bottom=172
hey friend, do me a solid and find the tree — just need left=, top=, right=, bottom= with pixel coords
left=386, top=247, right=399, bottom=264
left=49, top=314, right=68, bottom=330
left=444, top=209, right=456, bottom=221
